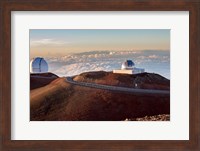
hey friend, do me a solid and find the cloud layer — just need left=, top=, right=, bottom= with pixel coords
left=46, top=50, right=170, bottom=79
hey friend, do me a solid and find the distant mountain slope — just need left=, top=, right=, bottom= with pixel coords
left=74, top=71, right=170, bottom=90
left=30, top=71, right=170, bottom=121
left=30, top=72, right=59, bottom=90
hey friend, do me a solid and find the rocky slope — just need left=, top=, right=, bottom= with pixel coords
left=125, top=114, right=170, bottom=121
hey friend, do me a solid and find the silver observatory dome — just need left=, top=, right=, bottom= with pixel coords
left=30, top=57, right=48, bottom=73
left=121, top=60, right=135, bottom=70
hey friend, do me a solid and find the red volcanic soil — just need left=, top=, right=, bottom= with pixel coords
left=30, top=72, right=59, bottom=90
left=30, top=71, right=170, bottom=121
left=74, top=71, right=170, bottom=90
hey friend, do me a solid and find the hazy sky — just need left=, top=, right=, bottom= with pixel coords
left=30, top=29, right=170, bottom=57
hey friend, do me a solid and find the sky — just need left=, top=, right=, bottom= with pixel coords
left=30, top=29, right=170, bottom=57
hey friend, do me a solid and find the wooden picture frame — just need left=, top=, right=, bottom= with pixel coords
left=0, top=0, right=199, bottom=150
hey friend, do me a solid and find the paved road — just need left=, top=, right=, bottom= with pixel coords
left=66, top=77, right=170, bottom=96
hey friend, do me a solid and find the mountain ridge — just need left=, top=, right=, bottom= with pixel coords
left=30, top=71, right=170, bottom=121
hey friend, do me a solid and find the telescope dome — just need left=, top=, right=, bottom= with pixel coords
left=30, top=57, right=48, bottom=73
left=121, top=60, right=135, bottom=70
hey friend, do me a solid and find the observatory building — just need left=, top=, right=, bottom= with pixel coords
left=113, top=60, right=144, bottom=75
left=30, top=57, right=48, bottom=73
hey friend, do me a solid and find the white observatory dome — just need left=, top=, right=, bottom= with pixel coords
left=30, top=57, right=48, bottom=73
left=121, top=60, right=135, bottom=70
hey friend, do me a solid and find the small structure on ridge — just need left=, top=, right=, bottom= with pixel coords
left=113, top=60, right=144, bottom=74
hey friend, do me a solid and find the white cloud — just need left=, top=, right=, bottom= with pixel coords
left=30, top=38, right=70, bottom=46
left=148, top=55, right=159, bottom=59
